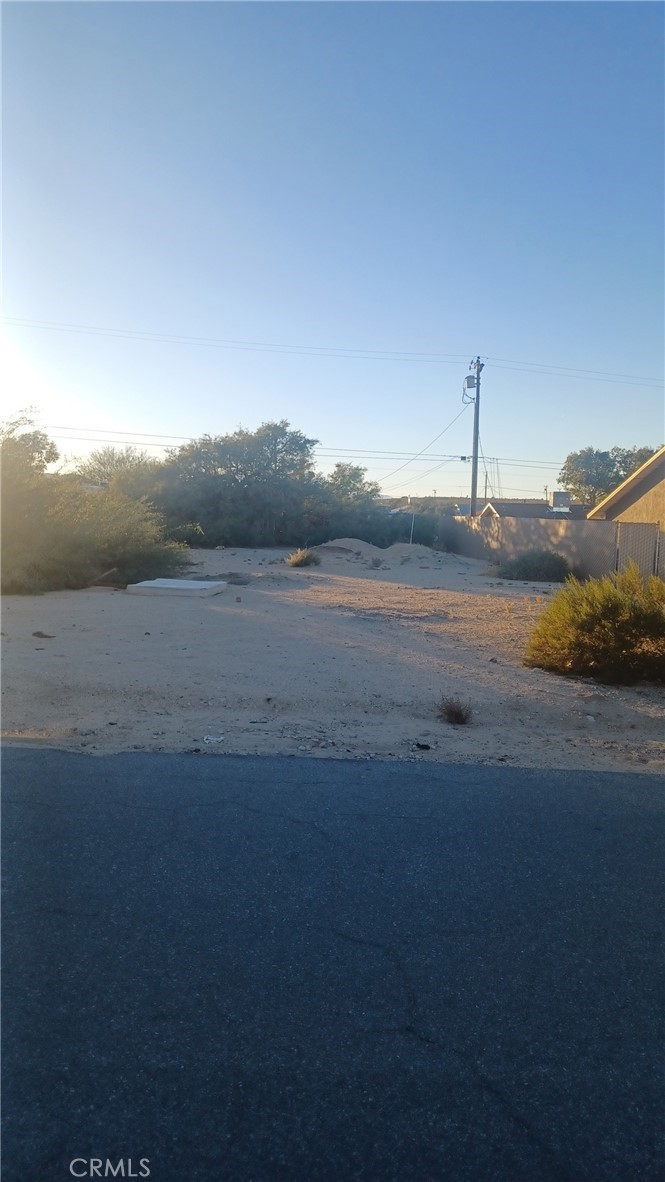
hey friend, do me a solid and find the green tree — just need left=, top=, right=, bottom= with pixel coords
left=1, top=413, right=59, bottom=480
left=325, top=463, right=381, bottom=503
left=167, top=421, right=318, bottom=486
left=558, top=445, right=658, bottom=503
left=76, top=445, right=155, bottom=484
left=154, top=421, right=322, bottom=545
left=319, top=464, right=398, bottom=544
left=234, top=420, right=318, bottom=483
left=610, top=446, right=658, bottom=483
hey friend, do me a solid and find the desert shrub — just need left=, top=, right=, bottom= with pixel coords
left=285, top=548, right=321, bottom=567
left=437, top=696, right=473, bottom=725
left=524, top=563, right=665, bottom=684
left=497, top=550, right=570, bottom=582
left=2, top=483, right=188, bottom=593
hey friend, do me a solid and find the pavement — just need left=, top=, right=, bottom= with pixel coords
left=2, top=747, right=663, bottom=1182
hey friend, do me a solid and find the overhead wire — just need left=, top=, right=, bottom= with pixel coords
left=380, top=457, right=458, bottom=494
left=4, top=316, right=663, bottom=386
left=366, top=405, right=471, bottom=485
left=43, top=429, right=564, bottom=495
left=494, top=457, right=504, bottom=498
left=2, top=318, right=471, bottom=365
left=478, top=434, right=494, bottom=500
left=41, top=424, right=566, bottom=469
left=482, top=353, right=661, bottom=382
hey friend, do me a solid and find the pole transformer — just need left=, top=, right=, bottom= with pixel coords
left=463, top=356, right=484, bottom=516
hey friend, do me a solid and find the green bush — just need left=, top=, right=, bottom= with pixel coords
left=525, top=563, right=665, bottom=684
left=2, top=482, right=188, bottom=593
left=285, top=547, right=321, bottom=567
left=498, top=549, right=570, bottom=582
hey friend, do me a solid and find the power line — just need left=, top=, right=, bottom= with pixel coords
left=44, top=437, right=562, bottom=493
left=482, top=354, right=662, bottom=382
left=49, top=437, right=178, bottom=451
left=359, top=405, right=471, bottom=485
left=487, top=486, right=554, bottom=495
left=2, top=317, right=471, bottom=365
left=478, top=434, right=493, bottom=500
left=381, top=458, right=458, bottom=494
left=482, top=361, right=661, bottom=388
left=41, top=425, right=566, bottom=469
left=322, top=453, right=563, bottom=470
left=44, top=426, right=192, bottom=442
left=4, top=316, right=663, bottom=386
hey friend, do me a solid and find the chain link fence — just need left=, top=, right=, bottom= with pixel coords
left=615, top=522, right=661, bottom=578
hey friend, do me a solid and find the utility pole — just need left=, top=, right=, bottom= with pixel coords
left=463, top=357, right=484, bottom=516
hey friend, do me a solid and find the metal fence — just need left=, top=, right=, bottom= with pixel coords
left=438, top=516, right=664, bottom=580
left=615, top=521, right=663, bottom=580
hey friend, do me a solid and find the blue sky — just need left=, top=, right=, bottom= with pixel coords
left=3, top=1, right=663, bottom=499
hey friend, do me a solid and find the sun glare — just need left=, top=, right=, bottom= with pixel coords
left=0, top=329, right=112, bottom=468
left=1, top=328, right=55, bottom=420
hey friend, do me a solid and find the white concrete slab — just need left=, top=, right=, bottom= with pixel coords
left=126, top=579, right=227, bottom=597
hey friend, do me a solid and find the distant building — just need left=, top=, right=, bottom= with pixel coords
left=478, top=496, right=591, bottom=520
left=586, top=446, right=665, bottom=524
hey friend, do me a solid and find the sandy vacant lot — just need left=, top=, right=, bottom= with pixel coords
left=2, top=540, right=663, bottom=772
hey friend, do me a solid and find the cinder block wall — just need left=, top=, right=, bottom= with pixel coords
left=438, top=516, right=664, bottom=580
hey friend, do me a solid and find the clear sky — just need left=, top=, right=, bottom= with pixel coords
left=3, top=1, right=663, bottom=499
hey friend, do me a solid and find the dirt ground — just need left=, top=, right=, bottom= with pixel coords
left=2, top=541, right=663, bottom=772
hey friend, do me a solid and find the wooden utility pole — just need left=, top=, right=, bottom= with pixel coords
left=464, top=357, right=484, bottom=516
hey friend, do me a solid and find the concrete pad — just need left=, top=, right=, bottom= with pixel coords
left=126, top=579, right=227, bottom=597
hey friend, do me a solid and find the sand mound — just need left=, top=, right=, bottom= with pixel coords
left=318, top=538, right=443, bottom=563
left=383, top=543, right=442, bottom=560
left=316, top=538, right=386, bottom=558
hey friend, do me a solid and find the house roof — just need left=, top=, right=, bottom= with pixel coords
left=479, top=500, right=591, bottom=520
left=586, top=446, right=665, bottom=520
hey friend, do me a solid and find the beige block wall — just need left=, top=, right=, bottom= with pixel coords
left=479, top=517, right=618, bottom=577
left=438, top=515, right=663, bottom=579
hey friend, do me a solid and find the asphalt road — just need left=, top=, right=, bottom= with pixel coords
left=2, top=748, right=663, bottom=1182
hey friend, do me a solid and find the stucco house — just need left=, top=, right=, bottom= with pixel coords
left=586, top=446, right=665, bottom=524
left=478, top=498, right=591, bottom=520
